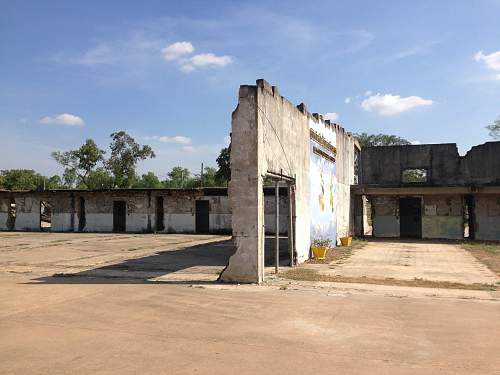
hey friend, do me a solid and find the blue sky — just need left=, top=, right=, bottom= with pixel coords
left=1, top=0, right=499, bottom=177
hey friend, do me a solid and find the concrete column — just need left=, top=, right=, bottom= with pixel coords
left=275, top=180, right=279, bottom=274
left=288, top=184, right=294, bottom=266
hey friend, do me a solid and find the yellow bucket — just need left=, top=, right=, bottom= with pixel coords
left=340, top=236, right=352, bottom=246
left=311, top=246, right=328, bottom=260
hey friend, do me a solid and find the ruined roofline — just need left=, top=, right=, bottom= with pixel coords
left=362, top=142, right=458, bottom=149
left=362, top=140, right=500, bottom=158
left=0, top=187, right=229, bottom=194
left=0, top=186, right=289, bottom=196
left=239, top=79, right=358, bottom=145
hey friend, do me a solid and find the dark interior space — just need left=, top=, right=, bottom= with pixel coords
left=113, top=201, right=126, bottom=232
left=399, top=197, right=422, bottom=238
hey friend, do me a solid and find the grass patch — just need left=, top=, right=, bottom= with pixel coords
left=282, top=268, right=497, bottom=291
left=307, top=238, right=367, bottom=265
left=461, top=241, right=500, bottom=276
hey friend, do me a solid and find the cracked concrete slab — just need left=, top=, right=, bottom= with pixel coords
left=323, top=240, right=499, bottom=285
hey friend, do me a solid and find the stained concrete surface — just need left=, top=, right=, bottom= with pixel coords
left=320, top=239, right=499, bottom=285
left=0, top=232, right=233, bottom=282
left=1, top=234, right=499, bottom=374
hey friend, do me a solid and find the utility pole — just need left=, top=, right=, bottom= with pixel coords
left=200, top=163, right=204, bottom=188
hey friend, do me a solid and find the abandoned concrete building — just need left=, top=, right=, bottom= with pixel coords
left=353, top=142, right=500, bottom=241
left=1, top=79, right=499, bottom=283
left=0, top=187, right=290, bottom=235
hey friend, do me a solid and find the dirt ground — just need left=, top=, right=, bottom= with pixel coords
left=1, top=233, right=500, bottom=374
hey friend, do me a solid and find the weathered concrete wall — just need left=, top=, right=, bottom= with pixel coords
left=221, top=79, right=357, bottom=282
left=334, top=126, right=359, bottom=240
left=361, top=144, right=460, bottom=185
left=371, top=196, right=400, bottom=237
left=422, top=195, right=463, bottom=239
left=14, top=195, right=42, bottom=231
left=221, top=83, right=263, bottom=282
left=474, top=195, right=500, bottom=241
left=461, top=143, right=500, bottom=185
left=0, top=197, right=10, bottom=230
left=263, top=194, right=289, bottom=235
left=0, top=188, right=292, bottom=238
left=0, top=189, right=239, bottom=234
left=221, top=80, right=311, bottom=283
left=360, top=141, right=500, bottom=186
left=261, top=83, right=311, bottom=264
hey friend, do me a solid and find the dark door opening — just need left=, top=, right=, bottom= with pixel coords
left=399, top=197, right=422, bottom=238
left=113, top=201, right=126, bottom=232
left=195, top=200, right=210, bottom=234
left=156, top=196, right=165, bottom=231
left=40, top=201, right=52, bottom=231
left=78, top=197, right=86, bottom=232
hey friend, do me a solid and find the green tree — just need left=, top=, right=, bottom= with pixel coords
left=45, top=175, right=64, bottom=189
left=353, top=133, right=411, bottom=147
left=132, top=172, right=163, bottom=188
left=83, top=168, right=114, bottom=190
left=200, top=166, right=218, bottom=187
left=62, top=168, right=78, bottom=188
left=215, top=147, right=230, bottom=186
left=486, top=117, right=500, bottom=139
left=0, top=169, right=45, bottom=190
left=164, top=166, right=191, bottom=188
left=106, top=131, right=156, bottom=188
left=51, top=139, right=105, bottom=188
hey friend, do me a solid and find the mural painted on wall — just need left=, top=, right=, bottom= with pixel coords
left=309, top=119, right=337, bottom=246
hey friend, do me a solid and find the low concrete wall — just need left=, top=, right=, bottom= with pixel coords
left=371, top=196, right=400, bottom=237
left=475, top=195, right=500, bottom=241
left=422, top=195, right=463, bottom=240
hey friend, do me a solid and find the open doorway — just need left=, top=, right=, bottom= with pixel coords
left=263, top=175, right=295, bottom=275
left=78, top=197, right=86, bottom=232
left=113, top=201, right=126, bottom=232
left=399, top=197, right=422, bottom=238
left=7, top=198, right=16, bottom=230
left=195, top=200, right=210, bottom=234
left=40, top=201, right=52, bottom=231
left=156, top=196, right=165, bottom=231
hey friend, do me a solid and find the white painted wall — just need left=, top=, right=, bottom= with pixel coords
left=15, top=213, right=40, bottom=231
left=0, top=213, right=8, bottom=230
left=84, top=213, right=113, bottom=232
left=164, top=213, right=195, bottom=233
left=52, top=213, right=73, bottom=232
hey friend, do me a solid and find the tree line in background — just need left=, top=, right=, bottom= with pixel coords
left=0, top=131, right=231, bottom=191
left=1, top=118, right=498, bottom=191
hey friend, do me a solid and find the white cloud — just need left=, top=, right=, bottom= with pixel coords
left=40, top=113, right=85, bottom=126
left=160, top=41, right=233, bottom=72
left=179, top=53, right=233, bottom=73
left=410, top=140, right=421, bottom=145
left=224, top=135, right=231, bottom=146
left=344, top=97, right=351, bottom=104
left=324, top=112, right=339, bottom=121
left=364, top=90, right=372, bottom=96
left=144, top=135, right=192, bottom=145
left=161, top=41, right=194, bottom=61
left=474, top=50, right=500, bottom=80
left=191, top=53, right=232, bottom=67
left=183, top=145, right=197, bottom=153
left=361, top=93, right=433, bottom=116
